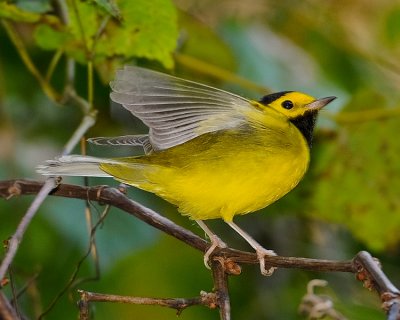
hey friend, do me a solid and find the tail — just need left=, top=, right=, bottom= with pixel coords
left=36, top=155, right=119, bottom=177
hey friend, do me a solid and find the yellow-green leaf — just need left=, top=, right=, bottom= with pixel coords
left=309, top=97, right=400, bottom=251
left=34, top=24, right=70, bottom=50
left=95, top=0, right=178, bottom=69
left=0, top=2, right=42, bottom=22
left=32, top=0, right=178, bottom=74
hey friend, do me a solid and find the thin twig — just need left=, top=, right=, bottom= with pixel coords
left=37, top=205, right=110, bottom=319
left=7, top=265, right=22, bottom=320
left=11, top=273, right=40, bottom=302
left=0, top=179, right=56, bottom=281
left=71, top=204, right=110, bottom=287
left=62, top=58, right=76, bottom=95
left=211, top=260, right=231, bottom=320
left=78, top=290, right=218, bottom=320
left=0, top=292, right=19, bottom=320
left=55, top=0, right=70, bottom=24
left=87, top=61, right=94, bottom=110
left=45, top=48, right=64, bottom=82
left=61, top=112, right=97, bottom=155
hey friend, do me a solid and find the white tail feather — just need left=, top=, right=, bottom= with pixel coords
left=36, top=155, right=118, bottom=177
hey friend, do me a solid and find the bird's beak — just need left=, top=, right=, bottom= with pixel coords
left=306, top=96, right=336, bottom=110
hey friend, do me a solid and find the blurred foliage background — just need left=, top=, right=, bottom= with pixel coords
left=1, top=0, right=400, bottom=319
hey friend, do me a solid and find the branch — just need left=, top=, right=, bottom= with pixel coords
left=61, top=111, right=97, bottom=155
left=211, top=260, right=231, bottom=320
left=1, top=179, right=400, bottom=319
left=0, top=179, right=57, bottom=281
left=353, top=252, right=400, bottom=318
left=0, top=179, right=358, bottom=271
left=78, top=290, right=218, bottom=320
left=0, top=179, right=208, bottom=253
left=0, top=292, right=19, bottom=320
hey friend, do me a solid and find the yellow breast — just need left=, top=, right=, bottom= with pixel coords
left=101, top=122, right=310, bottom=222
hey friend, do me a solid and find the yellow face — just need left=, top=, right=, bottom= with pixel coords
left=258, top=91, right=319, bottom=119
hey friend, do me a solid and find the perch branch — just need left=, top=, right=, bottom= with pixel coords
left=0, top=180, right=357, bottom=271
left=1, top=179, right=400, bottom=319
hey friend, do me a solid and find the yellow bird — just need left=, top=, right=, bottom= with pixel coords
left=38, top=66, right=335, bottom=275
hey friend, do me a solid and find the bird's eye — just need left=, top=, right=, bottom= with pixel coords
left=282, top=100, right=294, bottom=110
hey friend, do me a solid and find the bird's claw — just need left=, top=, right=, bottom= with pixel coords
left=203, top=235, right=227, bottom=269
left=257, top=249, right=277, bottom=276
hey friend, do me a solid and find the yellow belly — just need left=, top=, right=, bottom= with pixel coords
left=100, top=125, right=310, bottom=221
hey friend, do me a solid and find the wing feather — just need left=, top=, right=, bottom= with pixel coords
left=110, top=66, right=255, bottom=150
left=88, top=135, right=153, bottom=154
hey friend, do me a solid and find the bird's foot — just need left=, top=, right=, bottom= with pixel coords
left=257, top=248, right=277, bottom=276
left=203, top=234, right=227, bottom=269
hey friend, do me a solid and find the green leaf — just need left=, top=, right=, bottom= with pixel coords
left=95, top=0, right=178, bottom=69
left=309, top=94, right=400, bottom=251
left=32, top=0, right=178, bottom=76
left=0, top=2, right=42, bottom=22
left=33, top=1, right=100, bottom=63
left=34, top=24, right=71, bottom=50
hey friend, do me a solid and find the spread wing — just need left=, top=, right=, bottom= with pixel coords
left=109, top=66, right=257, bottom=151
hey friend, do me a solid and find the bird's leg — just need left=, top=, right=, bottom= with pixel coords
left=226, top=221, right=277, bottom=276
left=195, top=220, right=227, bottom=269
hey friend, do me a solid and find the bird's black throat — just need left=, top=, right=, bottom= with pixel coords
left=290, top=111, right=319, bottom=148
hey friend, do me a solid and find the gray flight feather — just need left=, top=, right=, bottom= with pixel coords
left=109, top=66, right=253, bottom=151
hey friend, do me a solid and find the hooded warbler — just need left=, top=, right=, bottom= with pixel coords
left=38, top=66, right=335, bottom=275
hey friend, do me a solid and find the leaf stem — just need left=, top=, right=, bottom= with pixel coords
left=1, top=20, right=61, bottom=102
left=87, top=60, right=94, bottom=111
left=45, top=48, right=64, bottom=82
